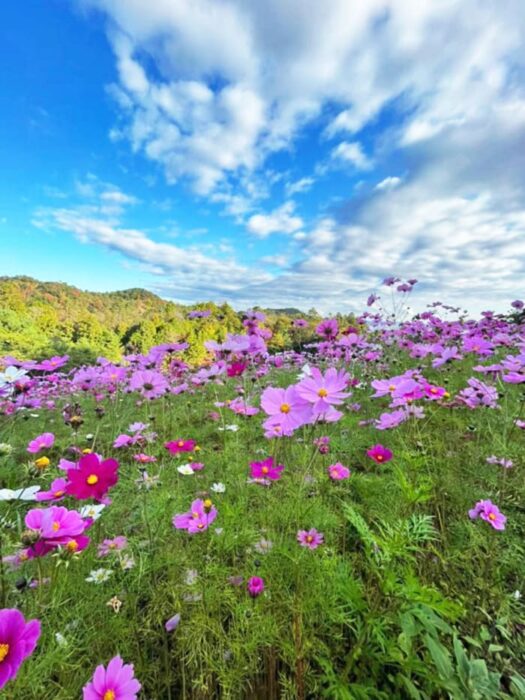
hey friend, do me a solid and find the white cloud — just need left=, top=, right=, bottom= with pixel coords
left=247, top=201, right=303, bottom=237
left=375, top=176, right=402, bottom=191
left=331, top=141, right=372, bottom=170
left=66, top=0, right=525, bottom=313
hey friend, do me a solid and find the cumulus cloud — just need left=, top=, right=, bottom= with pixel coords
left=56, top=0, right=525, bottom=312
left=247, top=202, right=303, bottom=237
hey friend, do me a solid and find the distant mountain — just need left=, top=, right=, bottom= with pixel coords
left=0, top=277, right=336, bottom=364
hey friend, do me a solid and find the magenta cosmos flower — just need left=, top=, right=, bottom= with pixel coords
left=296, top=367, right=349, bottom=420
left=66, top=453, right=119, bottom=502
left=26, top=432, right=55, bottom=454
left=328, top=463, right=350, bottom=480
left=98, top=536, right=128, bottom=558
left=468, top=500, right=507, bottom=530
left=247, top=576, right=265, bottom=597
left=261, top=385, right=312, bottom=434
left=83, top=655, right=141, bottom=700
left=24, top=505, right=90, bottom=557
left=0, top=608, right=41, bottom=690
left=297, top=528, right=324, bottom=549
left=249, top=457, right=284, bottom=481
left=366, top=444, right=393, bottom=464
left=173, top=499, right=217, bottom=533
left=165, top=439, right=196, bottom=454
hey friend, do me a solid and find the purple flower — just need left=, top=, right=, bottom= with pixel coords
left=375, top=409, right=406, bottom=430
left=35, top=477, right=68, bottom=502
left=468, top=500, right=506, bottom=530
left=0, top=608, right=41, bottom=690
left=297, top=528, right=324, bottom=549
left=315, top=318, right=339, bottom=339
left=247, top=576, right=265, bottom=597
left=129, top=370, right=168, bottom=399
left=98, top=536, right=128, bottom=557
left=366, top=444, right=393, bottom=463
left=165, top=613, right=181, bottom=632
left=83, top=655, right=141, bottom=699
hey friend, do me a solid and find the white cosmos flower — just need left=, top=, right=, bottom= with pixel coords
left=80, top=504, right=105, bottom=520
left=0, top=485, right=40, bottom=501
left=211, top=482, right=226, bottom=493
left=177, top=464, right=195, bottom=475
left=218, top=424, right=239, bottom=432
left=85, top=568, right=113, bottom=584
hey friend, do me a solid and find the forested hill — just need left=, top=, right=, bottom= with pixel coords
left=0, top=276, right=332, bottom=364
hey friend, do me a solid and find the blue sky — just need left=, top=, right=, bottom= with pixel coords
left=2, top=0, right=525, bottom=313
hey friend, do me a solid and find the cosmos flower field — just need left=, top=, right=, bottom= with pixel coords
left=0, top=284, right=524, bottom=699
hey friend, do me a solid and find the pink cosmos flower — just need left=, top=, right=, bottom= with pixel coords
left=24, top=505, right=90, bottom=557
left=26, top=432, right=55, bottom=454
left=328, top=463, right=350, bottom=480
left=133, top=453, right=157, bottom=464
left=83, top=655, right=141, bottom=700
left=247, top=576, right=265, bottom=597
left=249, top=457, right=284, bottom=481
left=468, top=500, right=506, bottom=530
left=35, top=477, right=68, bottom=502
left=98, top=536, right=128, bottom=558
left=366, top=444, right=393, bottom=464
left=297, top=528, right=324, bottom=549
left=173, top=499, right=217, bottom=534
left=375, top=410, right=407, bottom=430
left=165, top=439, right=196, bottom=454
left=296, top=367, right=350, bottom=420
left=0, top=608, right=41, bottom=690
left=65, top=453, right=119, bottom=502
left=129, top=369, right=168, bottom=399
left=261, top=386, right=312, bottom=434
left=316, top=318, right=339, bottom=339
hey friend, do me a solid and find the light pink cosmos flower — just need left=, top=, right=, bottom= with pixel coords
left=83, top=655, right=141, bottom=699
left=328, top=463, right=350, bottom=480
left=468, top=500, right=506, bottom=530
left=98, top=536, right=128, bottom=558
left=261, top=385, right=312, bottom=434
left=297, top=528, right=324, bottom=549
left=26, top=432, right=54, bottom=454
left=129, top=369, right=168, bottom=399
left=296, top=367, right=349, bottom=421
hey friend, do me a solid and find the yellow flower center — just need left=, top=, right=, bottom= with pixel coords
left=52, top=521, right=60, bottom=532
left=177, top=441, right=184, bottom=447
left=192, top=511, right=200, bottom=518
left=54, top=490, right=65, bottom=498
left=280, top=403, right=291, bottom=413
left=306, top=535, right=313, bottom=543
left=389, top=384, right=396, bottom=391
left=488, top=513, right=496, bottom=521
left=197, top=523, right=204, bottom=529
left=317, top=388, right=328, bottom=398
left=103, top=691, right=116, bottom=700
left=261, top=466, right=269, bottom=475
left=430, top=388, right=438, bottom=394
left=109, top=543, right=117, bottom=549
left=35, top=457, right=50, bottom=469
left=66, top=540, right=78, bottom=552
left=86, top=474, right=99, bottom=485
left=377, top=455, right=383, bottom=461
left=203, top=499, right=213, bottom=509
left=82, top=448, right=92, bottom=454
left=0, top=643, right=9, bottom=662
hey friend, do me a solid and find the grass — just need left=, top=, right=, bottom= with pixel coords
left=0, top=344, right=524, bottom=698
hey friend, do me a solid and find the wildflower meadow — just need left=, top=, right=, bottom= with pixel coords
left=0, top=282, right=524, bottom=699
